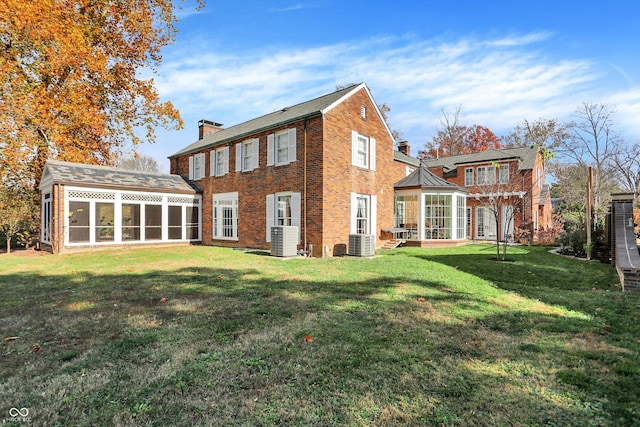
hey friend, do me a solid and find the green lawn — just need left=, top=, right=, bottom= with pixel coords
left=1, top=244, right=638, bottom=426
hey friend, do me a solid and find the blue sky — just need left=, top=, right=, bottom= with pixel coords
left=143, top=0, right=640, bottom=171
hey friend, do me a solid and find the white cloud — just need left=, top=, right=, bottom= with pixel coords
left=270, top=3, right=319, bottom=12
left=485, top=31, right=554, bottom=47
left=150, top=31, right=640, bottom=165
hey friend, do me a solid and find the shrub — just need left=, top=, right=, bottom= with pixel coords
left=535, top=214, right=565, bottom=246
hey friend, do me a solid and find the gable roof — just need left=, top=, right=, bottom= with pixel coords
left=170, top=83, right=392, bottom=158
left=394, top=150, right=421, bottom=167
left=40, top=160, right=201, bottom=194
left=395, top=162, right=467, bottom=192
left=420, top=146, right=540, bottom=173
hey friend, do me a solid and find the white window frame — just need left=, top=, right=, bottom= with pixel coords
left=265, top=192, right=301, bottom=242
left=188, top=153, right=206, bottom=180
left=210, top=146, right=229, bottom=177
left=63, top=187, right=201, bottom=247
left=477, top=166, right=496, bottom=185
left=499, top=164, right=509, bottom=184
left=42, top=192, right=52, bottom=244
left=536, top=167, right=543, bottom=187
left=212, top=192, right=238, bottom=241
left=267, top=128, right=297, bottom=166
left=236, top=138, right=259, bottom=172
left=464, top=168, right=474, bottom=186
left=351, top=130, right=376, bottom=171
left=350, top=192, right=377, bottom=237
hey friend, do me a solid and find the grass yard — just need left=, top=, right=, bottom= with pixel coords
left=1, top=244, right=639, bottom=426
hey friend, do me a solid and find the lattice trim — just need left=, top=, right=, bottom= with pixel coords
left=167, top=196, right=200, bottom=205
left=68, top=191, right=115, bottom=200
left=122, top=193, right=163, bottom=202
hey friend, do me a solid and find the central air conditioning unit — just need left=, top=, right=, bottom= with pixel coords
left=270, top=226, right=298, bottom=257
left=348, top=234, right=375, bottom=257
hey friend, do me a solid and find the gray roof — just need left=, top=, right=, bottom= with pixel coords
left=41, top=160, right=201, bottom=194
left=395, top=162, right=467, bottom=191
left=421, top=146, right=539, bottom=172
left=171, top=83, right=369, bottom=158
left=393, top=150, right=421, bottom=167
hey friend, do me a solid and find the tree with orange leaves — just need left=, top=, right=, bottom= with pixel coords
left=0, top=0, right=203, bottom=191
left=418, top=107, right=502, bottom=159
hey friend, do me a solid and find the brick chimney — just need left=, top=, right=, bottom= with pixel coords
left=198, top=119, right=224, bottom=140
left=397, top=140, right=410, bottom=156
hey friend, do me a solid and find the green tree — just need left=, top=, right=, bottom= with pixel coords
left=0, top=187, right=32, bottom=253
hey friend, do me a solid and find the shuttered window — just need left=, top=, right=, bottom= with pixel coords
left=351, top=130, right=376, bottom=171
left=236, top=139, right=259, bottom=172
left=267, top=128, right=297, bottom=166
left=265, top=192, right=301, bottom=242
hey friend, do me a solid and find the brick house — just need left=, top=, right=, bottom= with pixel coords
left=420, top=147, right=553, bottom=241
left=168, top=83, right=410, bottom=257
left=39, top=84, right=548, bottom=255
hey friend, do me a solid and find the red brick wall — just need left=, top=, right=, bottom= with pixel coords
left=174, top=118, right=319, bottom=250
left=171, top=86, right=399, bottom=257
left=321, top=88, right=396, bottom=256
left=432, top=153, right=552, bottom=240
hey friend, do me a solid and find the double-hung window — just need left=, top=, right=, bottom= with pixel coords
left=477, top=166, right=496, bottom=185
left=212, top=192, right=238, bottom=240
left=351, top=131, right=376, bottom=170
left=356, top=195, right=369, bottom=234
left=236, top=138, right=259, bottom=172
left=210, top=146, right=229, bottom=177
left=188, top=153, right=206, bottom=180
left=350, top=193, right=377, bottom=235
left=357, top=135, right=368, bottom=167
left=499, top=164, right=509, bottom=184
left=267, top=128, right=297, bottom=166
left=265, top=192, right=301, bottom=242
left=276, top=195, right=292, bottom=226
left=276, top=132, right=289, bottom=164
left=464, top=168, right=474, bottom=186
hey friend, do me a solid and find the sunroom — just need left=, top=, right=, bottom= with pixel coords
left=392, top=163, right=468, bottom=246
left=40, top=160, right=202, bottom=254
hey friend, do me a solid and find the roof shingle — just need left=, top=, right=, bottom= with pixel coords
left=395, top=162, right=467, bottom=191
left=41, top=160, right=201, bottom=194
left=170, top=83, right=367, bottom=158
left=421, top=146, right=539, bottom=172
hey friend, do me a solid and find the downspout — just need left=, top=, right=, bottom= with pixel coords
left=521, top=172, right=526, bottom=224
left=55, top=183, right=61, bottom=254
left=303, top=118, right=308, bottom=255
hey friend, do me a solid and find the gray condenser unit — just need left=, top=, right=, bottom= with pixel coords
left=348, top=234, right=375, bottom=257
left=270, top=226, right=298, bottom=257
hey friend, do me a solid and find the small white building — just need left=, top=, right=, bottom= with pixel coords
left=39, top=160, right=202, bottom=254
